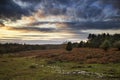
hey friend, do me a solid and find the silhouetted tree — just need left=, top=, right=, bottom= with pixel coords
left=73, top=42, right=78, bottom=48
left=78, top=41, right=84, bottom=48
left=66, top=42, right=73, bottom=51
left=87, top=33, right=120, bottom=48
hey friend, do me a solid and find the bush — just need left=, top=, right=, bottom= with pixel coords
left=46, top=60, right=56, bottom=64
left=100, top=40, right=111, bottom=51
left=114, top=41, right=120, bottom=50
left=29, top=64, right=37, bottom=69
left=66, top=42, right=73, bottom=51
left=78, top=41, right=84, bottom=48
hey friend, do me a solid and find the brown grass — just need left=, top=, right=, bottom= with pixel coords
left=13, top=48, right=120, bottom=64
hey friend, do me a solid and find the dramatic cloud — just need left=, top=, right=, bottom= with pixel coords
left=0, top=0, right=28, bottom=19
left=0, top=0, right=120, bottom=44
left=65, top=21, right=120, bottom=30
left=1, top=0, right=120, bottom=20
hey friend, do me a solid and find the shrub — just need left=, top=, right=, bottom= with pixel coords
left=100, top=40, right=111, bottom=51
left=66, top=42, right=73, bottom=51
left=29, top=64, right=37, bottom=69
left=46, top=60, right=56, bottom=64
left=78, top=41, right=84, bottom=48
left=114, top=41, right=120, bottom=50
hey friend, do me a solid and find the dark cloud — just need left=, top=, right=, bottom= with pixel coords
left=64, top=21, right=120, bottom=30
left=8, top=27, right=56, bottom=32
left=0, top=0, right=120, bottom=44
left=0, top=0, right=30, bottom=19
left=102, top=0, right=120, bottom=8
left=27, top=21, right=68, bottom=27
left=33, top=0, right=120, bottom=21
left=26, top=20, right=120, bottom=30
left=18, top=20, right=120, bottom=33
left=0, top=0, right=120, bottom=30
left=0, top=0, right=120, bottom=20
left=20, top=0, right=41, bottom=3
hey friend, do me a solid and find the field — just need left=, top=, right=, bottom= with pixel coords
left=0, top=48, right=120, bottom=80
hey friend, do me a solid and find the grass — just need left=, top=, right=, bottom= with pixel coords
left=0, top=48, right=120, bottom=80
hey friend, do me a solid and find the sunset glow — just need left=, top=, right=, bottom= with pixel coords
left=0, top=0, right=120, bottom=44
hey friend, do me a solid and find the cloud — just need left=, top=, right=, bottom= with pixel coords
left=33, top=0, right=120, bottom=21
left=13, top=0, right=32, bottom=8
left=0, top=0, right=120, bottom=21
left=0, top=0, right=30, bottom=19
left=0, top=21, right=5, bottom=27
left=7, top=27, right=57, bottom=33
left=0, top=0, right=120, bottom=44
left=102, top=0, right=120, bottom=8
left=64, top=21, right=120, bottom=31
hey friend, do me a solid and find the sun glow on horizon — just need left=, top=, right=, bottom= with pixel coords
left=0, top=1, right=120, bottom=44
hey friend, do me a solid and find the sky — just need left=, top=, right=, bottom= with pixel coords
left=0, top=0, right=120, bottom=44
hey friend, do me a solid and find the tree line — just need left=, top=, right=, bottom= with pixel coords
left=66, top=33, right=120, bottom=51
left=0, top=43, right=61, bottom=54
left=0, top=33, right=120, bottom=54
